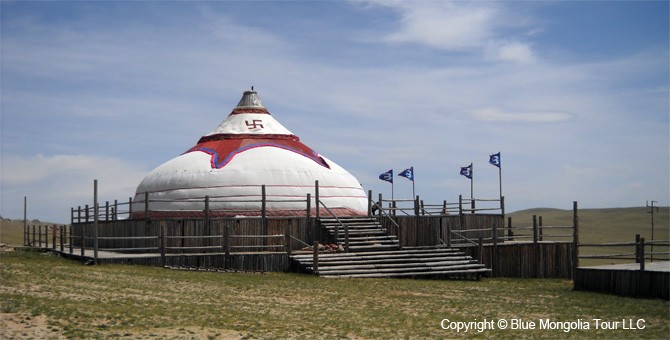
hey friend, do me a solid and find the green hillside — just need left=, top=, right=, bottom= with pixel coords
left=1, top=219, right=62, bottom=247
left=507, top=206, right=669, bottom=266
left=507, top=206, right=669, bottom=244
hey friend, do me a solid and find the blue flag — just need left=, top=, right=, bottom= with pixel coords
left=489, top=152, right=501, bottom=168
left=460, top=164, right=472, bottom=179
left=379, top=169, right=393, bottom=183
left=399, top=167, right=414, bottom=181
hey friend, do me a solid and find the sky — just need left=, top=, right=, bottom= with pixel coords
left=1, top=0, right=668, bottom=224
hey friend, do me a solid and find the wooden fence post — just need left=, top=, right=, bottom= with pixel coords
left=39, top=225, right=42, bottom=248
left=204, top=196, right=210, bottom=225
left=161, top=221, right=166, bottom=267
left=285, top=222, right=292, bottom=256
left=572, top=201, right=579, bottom=276
left=80, top=223, right=85, bottom=258
left=539, top=216, right=543, bottom=242
left=314, top=181, right=320, bottom=219
left=261, top=185, right=266, bottom=219
left=105, top=201, right=109, bottom=221
left=52, top=224, right=56, bottom=250
left=533, top=215, right=541, bottom=278
left=478, top=236, right=483, bottom=263
left=367, top=190, right=372, bottom=217
left=60, top=226, right=64, bottom=252
left=507, top=217, right=513, bottom=241
left=94, top=180, right=99, bottom=265
left=261, top=186, right=268, bottom=248
left=313, top=240, right=319, bottom=275
left=306, top=193, right=312, bottom=242
left=639, top=237, right=645, bottom=271
left=344, top=223, right=350, bottom=253
left=378, top=193, right=383, bottom=218
left=446, top=217, right=451, bottom=247
left=69, top=225, right=73, bottom=254
left=144, top=192, right=149, bottom=220
left=493, top=219, right=498, bottom=277
left=635, top=234, right=641, bottom=263
left=23, top=197, right=27, bottom=246
left=533, top=215, right=538, bottom=244
left=458, top=195, right=464, bottom=227
left=224, top=224, right=230, bottom=269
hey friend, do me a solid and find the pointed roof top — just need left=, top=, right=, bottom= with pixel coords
left=235, top=89, right=266, bottom=110
left=201, top=88, right=295, bottom=141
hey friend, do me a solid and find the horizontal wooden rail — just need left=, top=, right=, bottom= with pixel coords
left=165, top=235, right=222, bottom=239
left=97, top=236, right=159, bottom=240
left=229, top=234, right=284, bottom=239
left=229, top=245, right=286, bottom=249
left=166, top=246, right=223, bottom=250
left=103, top=247, right=160, bottom=252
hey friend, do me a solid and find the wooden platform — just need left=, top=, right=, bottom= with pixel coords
left=574, top=262, right=669, bottom=300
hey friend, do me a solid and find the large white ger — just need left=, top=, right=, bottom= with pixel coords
left=131, top=89, right=368, bottom=218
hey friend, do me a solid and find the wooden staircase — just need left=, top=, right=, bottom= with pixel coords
left=291, top=217, right=490, bottom=279
left=318, top=217, right=400, bottom=252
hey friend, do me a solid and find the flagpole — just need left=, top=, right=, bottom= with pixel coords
left=470, top=162, right=474, bottom=204
left=498, top=166, right=502, bottom=199
left=412, top=167, right=415, bottom=199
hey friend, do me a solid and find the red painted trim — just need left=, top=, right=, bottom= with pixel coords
left=229, top=108, right=270, bottom=115
left=198, top=134, right=299, bottom=143
left=131, top=207, right=366, bottom=219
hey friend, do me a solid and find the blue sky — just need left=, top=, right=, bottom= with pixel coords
left=1, top=1, right=668, bottom=224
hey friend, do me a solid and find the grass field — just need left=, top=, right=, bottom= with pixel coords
left=1, top=249, right=668, bottom=340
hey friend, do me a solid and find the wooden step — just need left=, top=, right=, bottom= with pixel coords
left=314, top=263, right=486, bottom=275
left=322, top=268, right=491, bottom=279
left=290, top=248, right=464, bottom=260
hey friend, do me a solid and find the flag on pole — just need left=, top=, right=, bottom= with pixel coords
left=460, top=164, right=472, bottom=179
left=379, top=169, right=393, bottom=183
left=489, top=152, right=501, bottom=168
left=399, top=167, right=414, bottom=181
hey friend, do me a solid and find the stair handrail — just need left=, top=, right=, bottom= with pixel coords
left=450, top=230, right=479, bottom=246
left=371, top=201, right=402, bottom=249
left=289, top=235, right=311, bottom=249
left=317, top=200, right=350, bottom=252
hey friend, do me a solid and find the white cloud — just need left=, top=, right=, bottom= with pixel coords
left=1, top=154, right=148, bottom=222
left=470, top=107, right=574, bottom=123
left=362, top=0, right=537, bottom=63
left=487, top=40, right=536, bottom=64
left=379, top=1, right=498, bottom=50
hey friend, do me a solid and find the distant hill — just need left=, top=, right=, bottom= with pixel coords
left=1, top=219, right=64, bottom=246
left=507, top=206, right=669, bottom=245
